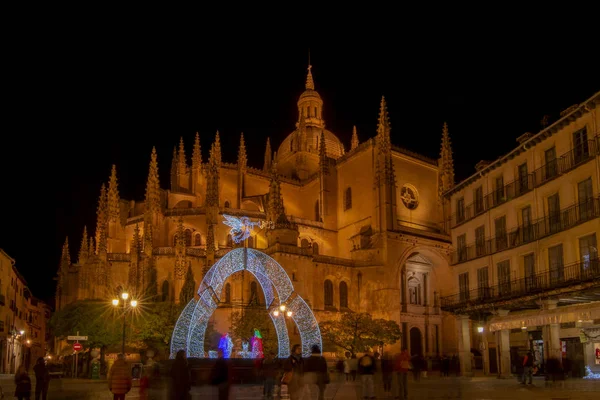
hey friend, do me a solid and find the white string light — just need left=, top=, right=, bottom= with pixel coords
left=170, top=247, right=321, bottom=359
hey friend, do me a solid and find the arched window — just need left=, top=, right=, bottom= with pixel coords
left=339, top=281, right=348, bottom=308
left=247, top=236, right=254, bottom=248
left=301, top=239, right=310, bottom=248
left=324, top=279, right=334, bottom=307
left=184, top=229, right=192, bottom=247
left=344, top=187, right=352, bottom=210
left=312, top=242, right=319, bottom=255
left=315, top=200, right=320, bottom=221
left=227, top=235, right=233, bottom=248
left=224, top=201, right=230, bottom=208
left=194, top=233, right=202, bottom=246
left=250, top=281, right=258, bottom=304
left=161, top=280, right=169, bottom=302
left=224, top=283, right=231, bottom=303
left=408, top=277, right=422, bottom=305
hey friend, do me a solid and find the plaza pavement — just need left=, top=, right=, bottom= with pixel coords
left=1, top=373, right=598, bottom=399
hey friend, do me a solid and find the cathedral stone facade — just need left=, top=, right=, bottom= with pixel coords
left=56, top=65, right=458, bottom=357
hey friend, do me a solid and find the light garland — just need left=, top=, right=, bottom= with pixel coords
left=170, top=247, right=322, bottom=359
left=584, top=366, right=600, bottom=380
left=218, top=333, right=233, bottom=358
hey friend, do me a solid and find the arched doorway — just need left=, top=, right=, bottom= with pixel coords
left=171, top=247, right=322, bottom=359
left=410, top=327, right=422, bottom=356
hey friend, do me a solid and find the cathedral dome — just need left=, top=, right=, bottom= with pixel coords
left=277, top=126, right=345, bottom=161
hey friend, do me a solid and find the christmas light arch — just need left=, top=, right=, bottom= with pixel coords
left=170, top=247, right=322, bottom=358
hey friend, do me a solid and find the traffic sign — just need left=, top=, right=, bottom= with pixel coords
left=68, top=335, right=88, bottom=341
left=73, top=342, right=83, bottom=351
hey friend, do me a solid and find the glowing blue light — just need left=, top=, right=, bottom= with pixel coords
left=222, top=215, right=260, bottom=244
left=169, top=247, right=322, bottom=359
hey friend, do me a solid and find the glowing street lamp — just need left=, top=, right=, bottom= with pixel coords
left=112, top=291, right=138, bottom=354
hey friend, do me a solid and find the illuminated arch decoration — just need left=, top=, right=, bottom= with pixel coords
left=170, top=247, right=322, bottom=358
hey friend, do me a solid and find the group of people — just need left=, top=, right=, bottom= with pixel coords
left=13, top=357, right=51, bottom=400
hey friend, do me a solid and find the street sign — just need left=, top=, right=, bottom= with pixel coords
left=68, top=335, right=88, bottom=341
left=73, top=342, right=83, bottom=351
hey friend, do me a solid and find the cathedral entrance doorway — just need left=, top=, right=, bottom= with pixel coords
left=170, top=247, right=322, bottom=358
left=410, top=327, right=423, bottom=356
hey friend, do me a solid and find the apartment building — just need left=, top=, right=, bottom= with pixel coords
left=441, top=91, right=600, bottom=377
left=0, top=249, right=49, bottom=373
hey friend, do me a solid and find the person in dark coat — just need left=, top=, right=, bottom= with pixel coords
left=303, top=345, right=329, bottom=400
left=170, top=350, right=191, bottom=400
left=283, top=344, right=304, bottom=400
left=33, top=357, right=50, bottom=400
left=210, top=349, right=230, bottom=400
left=15, top=365, right=32, bottom=400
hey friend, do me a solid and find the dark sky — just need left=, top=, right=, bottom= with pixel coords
left=1, top=32, right=598, bottom=305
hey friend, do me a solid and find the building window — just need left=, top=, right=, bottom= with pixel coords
left=475, top=225, right=485, bottom=257
left=408, top=276, right=422, bottom=305
left=161, top=280, right=169, bottom=302
left=494, top=216, right=507, bottom=251
left=474, top=186, right=484, bottom=214
left=578, top=177, right=594, bottom=220
left=194, top=233, right=202, bottom=246
left=476, top=267, right=489, bottom=299
left=301, top=239, right=310, bottom=248
left=518, top=162, right=529, bottom=194
left=227, top=235, right=233, bottom=248
left=458, top=273, right=469, bottom=302
left=524, top=253, right=536, bottom=290
left=547, top=193, right=561, bottom=233
left=184, top=229, right=192, bottom=247
left=324, top=280, right=334, bottom=307
left=544, top=147, right=557, bottom=181
left=521, top=206, right=533, bottom=243
left=573, top=127, right=589, bottom=164
left=224, top=283, right=231, bottom=303
left=312, top=242, right=319, bottom=255
left=247, top=236, right=254, bottom=248
left=456, top=197, right=465, bottom=223
left=315, top=200, right=320, bottom=221
left=457, top=234, right=467, bottom=262
left=339, top=281, right=348, bottom=308
left=497, top=260, right=511, bottom=296
left=344, top=187, right=352, bottom=211
left=579, top=234, right=598, bottom=273
left=224, top=201, right=230, bottom=208
left=549, top=244, right=564, bottom=284
left=494, top=175, right=505, bottom=205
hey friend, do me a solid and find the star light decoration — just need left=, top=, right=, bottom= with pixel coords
left=222, top=214, right=273, bottom=244
left=170, top=247, right=322, bottom=358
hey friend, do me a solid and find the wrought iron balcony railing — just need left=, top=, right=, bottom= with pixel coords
left=451, top=196, right=599, bottom=265
left=441, top=257, right=600, bottom=311
left=445, top=138, right=598, bottom=230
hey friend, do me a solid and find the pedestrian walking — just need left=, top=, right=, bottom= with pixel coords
left=393, top=348, right=410, bottom=400
left=33, top=357, right=50, bottom=400
left=358, top=348, right=376, bottom=400
left=108, top=353, right=132, bottom=400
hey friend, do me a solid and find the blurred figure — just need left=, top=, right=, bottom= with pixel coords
left=522, top=351, right=533, bottom=384
left=358, top=348, right=376, bottom=399
left=170, top=350, right=190, bottom=400
left=33, top=357, right=50, bottom=400
left=108, top=353, right=132, bottom=400
left=283, top=344, right=304, bottom=400
left=15, top=365, right=32, bottom=400
left=381, top=352, right=393, bottom=395
left=349, top=354, right=358, bottom=381
left=393, top=348, right=410, bottom=400
left=303, top=345, right=328, bottom=400
left=139, top=368, right=149, bottom=400
left=261, top=351, right=278, bottom=400
left=343, top=352, right=351, bottom=382
left=210, top=349, right=230, bottom=400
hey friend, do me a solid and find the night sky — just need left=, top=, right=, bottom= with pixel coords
left=1, top=34, right=598, bottom=305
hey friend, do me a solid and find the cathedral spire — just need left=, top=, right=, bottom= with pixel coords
left=177, top=137, right=187, bottom=175
left=439, top=122, right=455, bottom=196
left=237, top=132, right=247, bottom=170
left=377, top=96, right=391, bottom=144
left=107, top=165, right=120, bottom=223
left=319, top=130, right=329, bottom=174
left=170, top=146, right=178, bottom=190
left=174, top=217, right=186, bottom=280
left=267, top=159, right=285, bottom=223
left=145, top=147, right=161, bottom=214
left=95, top=183, right=108, bottom=254
left=78, top=226, right=89, bottom=264
left=192, top=132, right=202, bottom=173
left=209, top=131, right=222, bottom=167
left=305, top=64, right=315, bottom=90
left=351, top=126, right=359, bottom=150
left=263, top=137, right=272, bottom=171
left=61, top=237, right=71, bottom=270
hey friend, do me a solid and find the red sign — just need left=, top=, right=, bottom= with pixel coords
left=73, top=342, right=83, bottom=351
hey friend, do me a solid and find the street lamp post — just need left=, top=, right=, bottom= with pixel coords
left=112, top=292, right=137, bottom=355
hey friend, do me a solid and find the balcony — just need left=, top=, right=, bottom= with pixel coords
left=451, top=196, right=599, bottom=265
left=445, top=139, right=598, bottom=230
left=441, top=257, right=600, bottom=313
